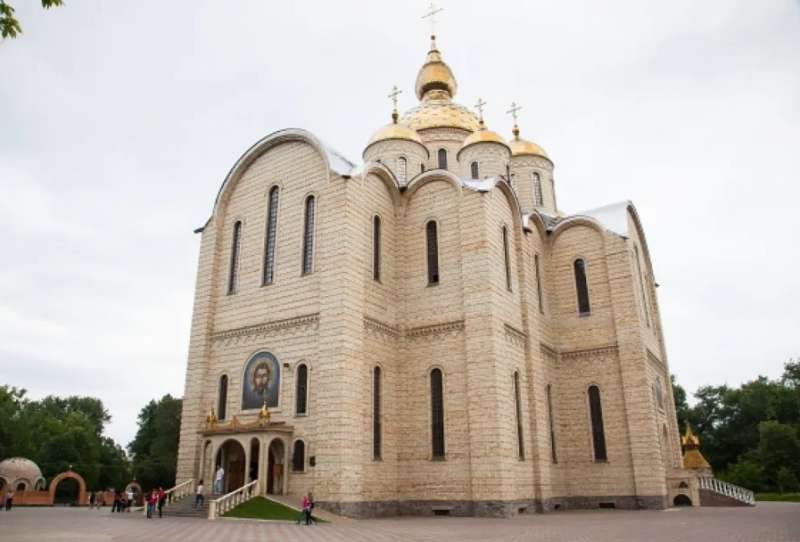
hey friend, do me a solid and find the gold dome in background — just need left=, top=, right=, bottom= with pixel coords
left=460, top=125, right=509, bottom=151
left=509, top=125, right=549, bottom=159
left=365, top=119, right=424, bottom=149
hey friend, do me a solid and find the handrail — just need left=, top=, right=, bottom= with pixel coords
left=142, top=479, right=194, bottom=516
left=699, top=476, right=755, bottom=505
left=208, top=479, right=258, bottom=520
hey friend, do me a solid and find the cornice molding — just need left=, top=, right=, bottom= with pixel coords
left=504, top=323, right=528, bottom=350
left=363, top=316, right=400, bottom=340
left=211, top=313, right=320, bottom=345
left=560, top=344, right=619, bottom=360
left=405, top=320, right=465, bottom=341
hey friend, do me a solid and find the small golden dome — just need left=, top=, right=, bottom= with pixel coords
left=366, top=121, right=423, bottom=148
left=415, top=36, right=457, bottom=100
left=459, top=123, right=510, bottom=157
left=509, top=137, right=549, bottom=158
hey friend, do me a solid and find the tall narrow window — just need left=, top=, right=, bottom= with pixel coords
left=634, top=245, right=650, bottom=327
left=218, top=375, right=228, bottom=421
left=295, top=363, right=308, bottom=415
left=302, top=196, right=316, bottom=274
left=227, top=221, right=242, bottom=295
left=574, top=258, right=591, bottom=315
left=373, top=366, right=382, bottom=460
left=534, top=254, right=544, bottom=314
left=546, top=384, right=557, bottom=463
left=262, top=187, right=279, bottom=285
left=513, top=371, right=525, bottom=460
left=292, top=440, right=305, bottom=472
left=655, top=375, right=664, bottom=409
left=533, top=172, right=543, bottom=207
left=588, top=385, right=607, bottom=461
left=502, top=226, right=512, bottom=291
left=372, top=215, right=381, bottom=281
left=398, top=156, right=407, bottom=184
left=470, top=161, right=479, bottom=179
left=426, top=221, right=439, bottom=284
left=430, top=368, right=445, bottom=458
left=421, top=163, right=426, bottom=173
left=437, top=148, right=448, bottom=170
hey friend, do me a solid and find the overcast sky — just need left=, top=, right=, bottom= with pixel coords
left=1, top=1, right=798, bottom=449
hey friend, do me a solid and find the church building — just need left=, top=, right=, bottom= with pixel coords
left=175, top=28, right=690, bottom=517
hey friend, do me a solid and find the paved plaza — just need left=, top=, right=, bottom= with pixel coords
left=1, top=504, right=799, bottom=541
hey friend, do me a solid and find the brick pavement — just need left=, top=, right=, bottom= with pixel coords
left=1, top=504, right=799, bottom=542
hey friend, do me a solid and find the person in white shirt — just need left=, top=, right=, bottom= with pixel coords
left=214, top=466, right=225, bottom=495
left=194, top=480, right=205, bottom=509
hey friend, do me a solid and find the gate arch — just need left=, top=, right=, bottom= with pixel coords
left=48, top=471, right=87, bottom=506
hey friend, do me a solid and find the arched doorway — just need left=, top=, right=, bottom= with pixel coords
left=266, top=439, right=285, bottom=495
left=673, top=494, right=692, bottom=506
left=215, top=439, right=246, bottom=494
left=124, top=481, right=143, bottom=506
left=54, top=478, right=80, bottom=506
left=249, top=438, right=260, bottom=484
left=48, top=471, right=86, bottom=506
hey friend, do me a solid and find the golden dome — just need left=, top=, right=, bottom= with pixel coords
left=509, top=137, right=548, bottom=158
left=400, top=94, right=481, bottom=132
left=458, top=123, right=510, bottom=157
left=365, top=120, right=424, bottom=149
left=415, top=36, right=457, bottom=100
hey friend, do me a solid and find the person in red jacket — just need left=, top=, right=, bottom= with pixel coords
left=157, top=487, right=166, bottom=518
left=146, top=491, right=156, bottom=519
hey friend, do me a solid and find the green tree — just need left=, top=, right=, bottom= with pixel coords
left=0, top=0, right=62, bottom=38
left=720, top=454, right=763, bottom=491
left=758, top=420, right=800, bottom=492
left=776, top=466, right=799, bottom=494
left=128, top=395, right=182, bottom=491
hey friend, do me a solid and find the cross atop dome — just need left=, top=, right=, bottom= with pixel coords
left=474, top=97, right=487, bottom=125
left=388, top=85, right=402, bottom=123
left=507, top=101, right=523, bottom=137
left=422, top=1, right=444, bottom=40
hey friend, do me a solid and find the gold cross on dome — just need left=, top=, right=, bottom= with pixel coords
left=422, top=1, right=444, bottom=36
left=474, top=97, right=487, bottom=122
left=506, top=101, right=523, bottom=124
left=388, top=85, right=402, bottom=110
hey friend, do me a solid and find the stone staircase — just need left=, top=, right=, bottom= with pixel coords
left=161, top=493, right=210, bottom=518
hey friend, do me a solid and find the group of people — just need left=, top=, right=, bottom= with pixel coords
left=108, top=489, right=136, bottom=512
left=145, top=487, right=167, bottom=518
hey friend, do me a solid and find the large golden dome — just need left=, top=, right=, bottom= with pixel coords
left=401, top=36, right=480, bottom=132
left=401, top=92, right=481, bottom=132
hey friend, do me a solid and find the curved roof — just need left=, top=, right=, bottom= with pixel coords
left=459, top=125, right=510, bottom=156
left=400, top=94, right=481, bottom=132
left=0, top=457, right=43, bottom=485
left=363, top=121, right=426, bottom=157
left=415, top=36, right=458, bottom=100
left=509, top=137, right=549, bottom=159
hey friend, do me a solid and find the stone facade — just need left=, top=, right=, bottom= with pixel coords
left=175, top=34, right=685, bottom=518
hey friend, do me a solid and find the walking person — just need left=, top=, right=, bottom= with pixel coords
left=88, top=491, right=96, bottom=510
left=307, top=492, right=316, bottom=525
left=302, top=494, right=311, bottom=526
left=126, top=488, right=134, bottom=512
left=194, top=480, right=205, bottom=509
left=4, top=488, right=13, bottom=511
left=111, top=491, right=118, bottom=513
left=157, top=486, right=166, bottom=518
left=146, top=491, right=155, bottom=519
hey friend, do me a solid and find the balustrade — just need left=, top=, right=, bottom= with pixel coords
left=208, top=479, right=258, bottom=520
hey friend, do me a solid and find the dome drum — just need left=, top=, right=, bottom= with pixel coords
left=364, top=139, right=427, bottom=187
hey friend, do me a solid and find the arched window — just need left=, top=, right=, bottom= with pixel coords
left=533, top=172, right=543, bottom=207
left=426, top=220, right=439, bottom=284
left=437, top=148, right=448, bottom=170
left=372, top=215, right=381, bottom=281
left=218, top=375, right=228, bottom=421
left=470, top=161, right=479, bottom=179
left=513, top=371, right=525, bottom=460
left=227, top=221, right=242, bottom=295
left=502, top=226, right=512, bottom=291
left=295, top=363, right=308, bottom=415
left=574, top=258, right=591, bottom=315
left=430, top=368, right=445, bottom=458
left=546, top=384, right=557, bottom=463
left=302, top=195, right=316, bottom=275
left=262, top=187, right=279, bottom=285
left=398, top=156, right=407, bottom=184
left=373, top=366, right=382, bottom=460
left=588, top=385, right=607, bottom=461
left=634, top=245, right=650, bottom=327
left=534, top=253, right=544, bottom=314
left=291, top=440, right=305, bottom=472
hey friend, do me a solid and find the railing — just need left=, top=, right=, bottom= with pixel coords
left=699, top=476, right=755, bottom=505
left=142, top=479, right=194, bottom=516
left=208, top=479, right=258, bottom=520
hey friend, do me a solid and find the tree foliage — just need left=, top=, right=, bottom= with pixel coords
left=0, top=386, right=130, bottom=490
left=0, top=0, right=63, bottom=39
left=127, top=394, right=182, bottom=491
left=674, top=359, right=800, bottom=493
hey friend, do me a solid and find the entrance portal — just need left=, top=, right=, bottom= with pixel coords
left=53, top=478, right=79, bottom=506
left=249, top=438, right=260, bottom=483
left=216, top=439, right=246, bottom=494
left=266, top=439, right=285, bottom=495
